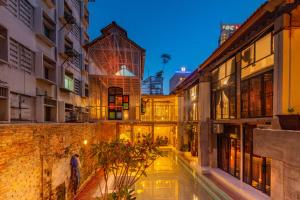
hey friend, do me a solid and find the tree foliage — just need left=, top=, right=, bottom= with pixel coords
left=92, top=134, right=163, bottom=200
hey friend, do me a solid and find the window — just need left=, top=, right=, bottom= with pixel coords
left=241, top=45, right=254, bottom=68
left=108, top=87, right=129, bottom=120
left=0, top=26, right=8, bottom=62
left=243, top=125, right=271, bottom=195
left=241, top=71, right=273, bottom=118
left=64, top=73, right=74, bottom=91
left=255, top=33, right=272, bottom=61
left=212, top=57, right=236, bottom=120
left=10, top=93, right=35, bottom=121
left=217, top=125, right=240, bottom=179
left=188, top=85, right=198, bottom=121
left=74, top=78, right=81, bottom=95
left=84, top=84, right=89, bottom=97
left=241, top=33, right=274, bottom=79
left=43, top=57, right=55, bottom=82
left=9, top=38, right=34, bottom=73
left=43, top=14, right=55, bottom=42
left=7, top=0, right=34, bottom=29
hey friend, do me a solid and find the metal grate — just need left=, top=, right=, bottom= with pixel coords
left=74, top=78, right=81, bottom=95
left=71, top=51, right=81, bottom=69
left=7, top=0, right=33, bottom=29
left=71, top=23, right=81, bottom=41
left=9, top=38, right=34, bottom=73
left=9, top=38, right=19, bottom=69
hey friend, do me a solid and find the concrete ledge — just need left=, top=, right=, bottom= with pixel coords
left=209, top=168, right=270, bottom=200
left=253, top=128, right=300, bottom=166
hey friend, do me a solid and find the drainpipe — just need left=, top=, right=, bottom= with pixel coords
left=287, top=11, right=292, bottom=111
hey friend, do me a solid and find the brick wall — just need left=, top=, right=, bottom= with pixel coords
left=0, top=123, right=115, bottom=200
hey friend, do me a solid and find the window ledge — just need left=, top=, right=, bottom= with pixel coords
left=0, top=58, right=9, bottom=65
left=36, top=34, right=56, bottom=47
left=60, top=87, right=74, bottom=93
left=36, top=77, right=56, bottom=85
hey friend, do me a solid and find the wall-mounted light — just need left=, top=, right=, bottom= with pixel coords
left=83, top=139, right=88, bottom=145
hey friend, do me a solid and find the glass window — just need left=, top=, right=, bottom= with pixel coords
left=255, top=33, right=272, bottom=61
left=243, top=125, right=271, bottom=195
left=217, top=125, right=240, bottom=179
left=241, top=71, right=273, bottom=118
left=64, top=74, right=74, bottom=91
left=241, top=45, right=254, bottom=68
left=212, top=56, right=236, bottom=120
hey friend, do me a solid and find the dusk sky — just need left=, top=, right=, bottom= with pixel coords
left=88, top=0, right=265, bottom=94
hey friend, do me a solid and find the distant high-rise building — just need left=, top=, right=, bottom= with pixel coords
left=219, top=24, right=240, bottom=46
left=142, top=71, right=164, bottom=95
left=169, top=67, right=191, bottom=93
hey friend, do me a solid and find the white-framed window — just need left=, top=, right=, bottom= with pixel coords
left=64, top=73, right=74, bottom=91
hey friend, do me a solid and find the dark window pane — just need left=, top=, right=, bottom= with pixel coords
left=249, top=77, right=262, bottom=117
left=264, top=73, right=273, bottom=116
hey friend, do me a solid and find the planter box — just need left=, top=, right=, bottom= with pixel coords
left=277, top=115, right=300, bottom=130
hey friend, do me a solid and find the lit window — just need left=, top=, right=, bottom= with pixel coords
left=64, top=73, right=74, bottom=91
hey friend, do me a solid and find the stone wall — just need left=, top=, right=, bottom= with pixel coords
left=253, top=128, right=300, bottom=200
left=0, top=123, right=115, bottom=200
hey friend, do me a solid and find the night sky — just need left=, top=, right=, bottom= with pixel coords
left=88, top=0, right=265, bottom=94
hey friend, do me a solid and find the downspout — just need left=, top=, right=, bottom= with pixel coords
left=287, top=11, right=292, bottom=111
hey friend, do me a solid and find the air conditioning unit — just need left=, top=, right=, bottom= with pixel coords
left=213, top=124, right=224, bottom=134
left=64, top=13, right=76, bottom=25
left=65, top=47, right=77, bottom=57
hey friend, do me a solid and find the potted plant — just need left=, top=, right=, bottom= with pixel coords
left=92, top=134, right=163, bottom=200
left=277, top=107, right=300, bottom=130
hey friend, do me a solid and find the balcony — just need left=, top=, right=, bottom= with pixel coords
left=35, top=52, right=56, bottom=85
left=34, top=8, right=56, bottom=47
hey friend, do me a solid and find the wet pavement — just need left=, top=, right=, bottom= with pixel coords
left=76, top=150, right=214, bottom=200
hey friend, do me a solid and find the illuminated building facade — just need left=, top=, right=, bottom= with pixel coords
left=218, top=24, right=240, bottom=46
left=86, top=22, right=145, bottom=122
left=173, top=1, right=300, bottom=198
left=169, top=66, right=191, bottom=94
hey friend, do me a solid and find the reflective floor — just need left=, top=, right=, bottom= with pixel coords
left=134, top=150, right=213, bottom=200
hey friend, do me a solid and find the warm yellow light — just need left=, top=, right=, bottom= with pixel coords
left=123, top=110, right=129, bottom=120
left=83, top=139, right=88, bottom=145
left=136, top=189, right=144, bottom=194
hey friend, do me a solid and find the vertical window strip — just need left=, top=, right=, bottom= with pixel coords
left=74, top=78, right=81, bottom=95
left=9, top=39, right=19, bottom=69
